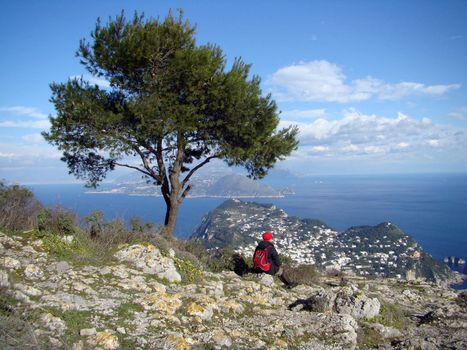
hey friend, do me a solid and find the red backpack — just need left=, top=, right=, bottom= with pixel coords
left=253, top=246, right=271, bottom=271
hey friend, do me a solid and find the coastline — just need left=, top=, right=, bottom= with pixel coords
left=84, top=191, right=286, bottom=199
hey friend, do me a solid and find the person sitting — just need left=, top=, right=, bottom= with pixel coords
left=252, top=231, right=298, bottom=289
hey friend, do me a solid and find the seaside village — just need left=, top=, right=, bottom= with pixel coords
left=215, top=200, right=426, bottom=281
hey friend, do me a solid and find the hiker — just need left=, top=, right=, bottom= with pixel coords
left=253, top=231, right=298, bottom=289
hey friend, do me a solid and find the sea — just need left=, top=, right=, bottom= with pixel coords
left=28, top=173, right=467, bottom=289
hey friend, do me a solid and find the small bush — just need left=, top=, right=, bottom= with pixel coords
left=286, top=264, right=320, bottom=285
left=37, top=206, right=77, bottom=236
left=0, top=181, right=42, bottom=231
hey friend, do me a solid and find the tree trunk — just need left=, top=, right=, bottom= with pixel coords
left=163, top=195, right=180, bottom=236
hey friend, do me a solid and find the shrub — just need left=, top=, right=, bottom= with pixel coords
left=286, top=264, right=320, bottom=285
left=0, top=181, right=42, bottom=231
left=37, top=206, right=77, bottom=236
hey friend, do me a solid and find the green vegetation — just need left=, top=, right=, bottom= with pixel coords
left=0, top=181, right=42, bottom=231
left=370, top=301, right=407, bottom=329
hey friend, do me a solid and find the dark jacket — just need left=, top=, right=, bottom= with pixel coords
left=253, top=240, right=281, bottom=275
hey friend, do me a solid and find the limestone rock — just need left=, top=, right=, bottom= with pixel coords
left=1, top=256, right=21, bottom=269
left=163, top=334, right=191, bottom=350
left=24, top=264, right=44, bottom=279
left=90, top=330, right=119, bottom=350
left=41, top=313, right=67, bottom=336
left=0, top=269, right=10, bottom=287
left=114, top=244, right=181, bottom=283
left=80, top=328, right=97, bottom=336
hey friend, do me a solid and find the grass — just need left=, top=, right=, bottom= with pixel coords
left=370, top=301, right=407, bottom=330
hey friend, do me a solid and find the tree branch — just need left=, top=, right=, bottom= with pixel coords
left=113, top=162, right=152, bottom=177
left=181, top=155, right=219, bottom=188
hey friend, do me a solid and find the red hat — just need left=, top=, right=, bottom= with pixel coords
left=262, top=231, right=273, bottom=241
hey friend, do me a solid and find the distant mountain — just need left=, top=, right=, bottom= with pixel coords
left=92, top=171, right=288, bottom=198
left=189, top=199, right=456, bottom=284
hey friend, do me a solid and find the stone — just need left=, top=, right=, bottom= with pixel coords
left=91, top=330, right=119, bottom=350
left=137, top=292, right=182, bottom=315
left=369, top=322, right=403, bottom=339
left=257, top=274, right=275, bottom=286
left=163, top=334, right=191, bottom=350
left=187, top=302, right=213, bottom=321
left=14, top=283, right=42, bottom=297
left=2, top=257, right=21, bottom=269
left=0, top=269, right=10, bottom=287
left=24, top=264, right=44, bottom=279
left=80, top=328, right=97, bottom=336
left=114, top=244, right=181, bottom=283
left=212, top=329, right=232, bottom=347
left=41, top=313, right=67, bottom=336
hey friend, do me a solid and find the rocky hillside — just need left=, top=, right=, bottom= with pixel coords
left=190, top=200, right=458, bottom=284
left=1, top=230, right=466, bottom=349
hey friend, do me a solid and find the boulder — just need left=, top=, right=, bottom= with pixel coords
left=114, top=244, right=181, bottom=283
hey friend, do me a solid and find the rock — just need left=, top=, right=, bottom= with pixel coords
left=334, top=288, right=380, bottom=319
left=369, top=322, right=403, bottom=339
left=212, top=329, right=232, bottom=347
left=14, top=283, right=42, bottom=297
left=1, top=257, right=21, bottom=269
left=114, top=244, right=181, bottom=283
left=24, top=264, right=44, bottom=279
left=49, top=261, right=71, bottom=274
left=41, top=313, right=67, bottom=336
left=80, top=328, right=97, bottom=336
left=257, top=274, right=275, bottom=286
left=137, top=292, right=182, bottom=315
left=90, top=330, right=119, bottom=350
left=302, top=289, right=336, bottom=313
left=0, top=269, right=10, bottom=287
left=163, top=334, right=191, bottom=350
left=187, top=302, right=214, bottom=321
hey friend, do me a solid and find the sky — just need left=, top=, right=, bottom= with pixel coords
left=1, top=0, right=467, bottom=184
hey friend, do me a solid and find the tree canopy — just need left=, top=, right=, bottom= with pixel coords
left=43, top=11, right=299, bottom=235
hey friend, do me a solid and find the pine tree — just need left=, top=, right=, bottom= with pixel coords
left=43, top=11, right=298, bottom=235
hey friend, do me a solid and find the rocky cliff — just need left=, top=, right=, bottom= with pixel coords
left=1, top=230, right=466, bottom=349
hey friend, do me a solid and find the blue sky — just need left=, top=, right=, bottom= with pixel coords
left=1, top=0, right=467, bottom=183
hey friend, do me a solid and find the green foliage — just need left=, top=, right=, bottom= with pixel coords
left=370, top=301, right=407, bottom=329
left=37, top=206, right=76, bottom=236
left=174, top=257, right=204, bottom=283
left=0, top=181, right=42, bottom=231
left=43, top=10, right=298, bottom=235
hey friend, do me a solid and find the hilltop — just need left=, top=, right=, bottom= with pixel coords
left=1, top=230, right=466, bottom=349
left=190, top=199, right=458, bottom=285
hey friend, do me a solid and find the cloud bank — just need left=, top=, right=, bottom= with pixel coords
left=281, top=109, right=467, bottom=161
left=268, top=60, right=460, bottom=102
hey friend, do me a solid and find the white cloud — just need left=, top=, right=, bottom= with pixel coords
left=0, top=120, right=50, bottom=129
left=281, top=108, right=467, bottom=161
left=21, top=133, right=45, bottom=143
left=268, top=60, right=460, bottom=102
left=0, top=106, right=48, bottom=119
left=449, top=107, right=467, bottom=121
left=280, top=108, right=326, bottom=120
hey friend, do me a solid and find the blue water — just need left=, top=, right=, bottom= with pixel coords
left=28, top=173, right=466, bottom=287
